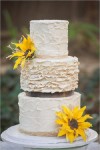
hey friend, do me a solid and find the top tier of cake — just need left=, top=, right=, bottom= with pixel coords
left=30, top=20, right=69, bottom=58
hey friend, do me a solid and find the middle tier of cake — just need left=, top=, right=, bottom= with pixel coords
left=18, top=92, right=81, bottom=136
left=20, top=56, right=79, bottom=93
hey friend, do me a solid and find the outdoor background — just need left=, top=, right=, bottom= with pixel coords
left=1, top=1, right=99, bottom=135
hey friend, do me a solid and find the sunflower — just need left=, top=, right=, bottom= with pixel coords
left=8, top=35, right=36, bottom=69
left=56, top=106, right=92, bottom=143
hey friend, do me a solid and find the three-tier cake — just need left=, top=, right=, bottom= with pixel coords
left=2, top=19, right=97, bottom=147
left=18, top=20, right=81, bottom=136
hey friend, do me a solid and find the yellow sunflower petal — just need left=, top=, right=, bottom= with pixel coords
left=13, top=57, right=23, bottom=69
left=22, top=35, right=27, bottom=43
left=27, top=35, right=31, bottom=42
left=58, top=129, right=66, bottom=137
left=62, top=113, right=68, bottom=122
left=79, top=122, right=92, bottom=129
left=56, top=112, right=63, bottom=119
left=78, top=114, right=92, bottom=123
left=74, top=106, right=86, bottom=119
left=21, top=58, right=26, bottom=68
left=22, top=36, right=30, bottom=50
left=62, top=124, right=73, bottom=133
left=56, top=119, right=65, bottom=125
left=9, top=51, right=24, bottom=59
left=62, top=105, right=72, bottom=119
left=12, top=35, right=30, bottom=51
left=56, top=111, right=68, bottom=123
left=25, top=35, right=35, bottom=50
left=12, top=43, right=27, bottom=51
left=27, top=35, right=35, bottom=46
left=29, top=43, right=36, bottom=52
left=77, top=128, right=87, bottom=141
left=74, top=129, right=79, bottom=139
left=26, top=51, right=33, bottom=58
left=66, top=133, right=69, bottom=141
left=67, top=132, right=76, bottom=143
left=72, top=106, right=79, bottom=115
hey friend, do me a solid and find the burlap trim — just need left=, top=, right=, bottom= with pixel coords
left=26, top=91, right=74, bottom=98
left=19, top=128, right=58, bottom=137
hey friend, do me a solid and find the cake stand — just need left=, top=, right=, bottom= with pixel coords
left=1, top=125, right=98, bottom=149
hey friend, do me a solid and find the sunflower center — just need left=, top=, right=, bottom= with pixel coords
left=24, top=49, right=31, bottom=56
left=68, top=119, right=78, bottom=129
left=24, top=49, right=34, bottom=59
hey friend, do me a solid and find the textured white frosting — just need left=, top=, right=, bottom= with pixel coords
left=30, top=20, right=69, bottom=57
left=20, top=56, right=79, bottom=93
left=18, top=92, right=81, bottom=133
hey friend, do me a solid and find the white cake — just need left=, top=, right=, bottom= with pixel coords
left=18, top=20, right=81, bottom=136
left=18, top=92, right=81, bottom=136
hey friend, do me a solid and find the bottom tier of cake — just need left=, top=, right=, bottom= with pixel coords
left=18, top=92, right=81, bottom=136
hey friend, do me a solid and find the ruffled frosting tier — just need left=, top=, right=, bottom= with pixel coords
left=20, top=56, right=79, bottom=93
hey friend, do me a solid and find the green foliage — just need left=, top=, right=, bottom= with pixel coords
left=3, top=11, right=19, bottom=40
left=2, top=10, right=29, bottom=57
left=69, top=22, right=99, bottom=56
left=1, top=70, right=21, bottom=132
left=69, top=22, right=99, bottom=40
left=3, top=10, right=29, bottom=40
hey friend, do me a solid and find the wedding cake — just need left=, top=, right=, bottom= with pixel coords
left=18, top=20, right=80, bottom=136
left=7, top=20, right=93, bottom=144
